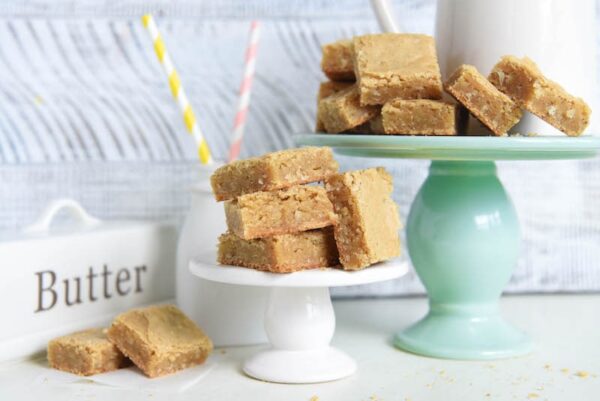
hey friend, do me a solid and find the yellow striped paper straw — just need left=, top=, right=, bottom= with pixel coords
left=142, top=14, right=213, bottom=164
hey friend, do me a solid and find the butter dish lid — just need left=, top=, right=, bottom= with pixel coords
left=0, top=198, right=154, bottom=243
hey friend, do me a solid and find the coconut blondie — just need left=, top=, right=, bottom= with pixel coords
left=225, top=185, right=335, bottom=240
left=317, top=85, right=379, bottom=133
left=444, top=64, right=522, bottom=136
left=48, top=328, right=130, bottom=376
left=211, top=147, right=338, bottom=201
left=321, top=39, right=355, bottom=81
left=326, top=168, right=401, bottom=270
left=107, top=305, right=212, bottom=378
left=218, top=228, right=339, bottom=273
left=489, top=56, right=591, bottom=136
left=316, top=81, right=354, bottom=131
left=381, top=99, right=458, bottom=135
left=353, top=33, right=443, bottom=106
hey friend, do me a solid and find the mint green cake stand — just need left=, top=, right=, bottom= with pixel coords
left=296, top=134, right=600, bottom=360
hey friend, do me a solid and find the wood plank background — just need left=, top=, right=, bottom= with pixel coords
left=0, top=0, right=599, bottom=296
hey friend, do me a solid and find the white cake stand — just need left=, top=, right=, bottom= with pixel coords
left=189, top=251, right=409, bottom=384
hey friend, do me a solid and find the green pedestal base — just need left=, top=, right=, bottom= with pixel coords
left=394, top=305, right=532, bottom=360
left=395, top=161, right=531, bottom=360
left=295, top=134, right=600, bottom=361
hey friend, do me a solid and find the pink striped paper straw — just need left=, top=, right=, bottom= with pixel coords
left=228, top=20, right=261, bottom=162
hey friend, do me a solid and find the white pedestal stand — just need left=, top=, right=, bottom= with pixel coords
left=190, top=252, right=408, bottom=384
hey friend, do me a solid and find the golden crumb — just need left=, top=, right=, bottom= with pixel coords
left=309, top=396, right=319, bottom=401
left=575, top=371, right=590, bottom=378
left=561, top=368, right=569, bottom=374
left=527, top=393, right=540, bottom=399
left=543, top=364, right=551, bottom=370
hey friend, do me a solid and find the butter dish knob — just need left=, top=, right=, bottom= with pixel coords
left=23, top=198, right=101, bottom=234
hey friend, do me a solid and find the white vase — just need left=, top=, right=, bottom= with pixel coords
left=434, top=0, right=597, bottom=135
left=175, top=164, right=268, bottom=346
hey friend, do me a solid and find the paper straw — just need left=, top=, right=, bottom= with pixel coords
left=228, top=20, right=262, bottom=162
left=370, top=0, right=401, bottom=33
left=142, top=14, right=213, bottom=164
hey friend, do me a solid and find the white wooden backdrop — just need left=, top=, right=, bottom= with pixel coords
left=0, top=0, right=599, bottom=296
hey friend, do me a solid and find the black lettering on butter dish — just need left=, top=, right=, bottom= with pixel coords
left=64, top=277, right=82, bottom=306
left=33, top=265, right=148, bottom=313
left=134, top=265, right=146, bottom=293
left=35, top=270, right=57, bottom=312
left=102, top=264, right=112, bottom=299
left=86, top=266, right=98, bottom=302
left=116, top=268, right=131, bottom=296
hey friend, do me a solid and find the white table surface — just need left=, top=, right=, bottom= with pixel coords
left=1, top=294, right=598, bottom=401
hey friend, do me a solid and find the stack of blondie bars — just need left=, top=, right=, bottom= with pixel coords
left=211, top=147, right=401, bottom=272
left=317, top=33, right=459, bottom=136
left=316, top=33, right=590, bottom=137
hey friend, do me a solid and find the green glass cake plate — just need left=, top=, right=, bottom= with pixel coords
left=296, top=134, right=600, bottom=360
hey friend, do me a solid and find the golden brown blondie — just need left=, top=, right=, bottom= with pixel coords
left=369, top=114, right=385, bottom=134
left=326, top=168, right=401, bottom=270
left=107, top=305, right=212, bottom=378
left=316, top=81, right=354, bottom=131
left=321, top=39, right=355, bottom=81
left=444, top=64, right=522, bottom=136
left=353, top=33, right=443, bottom=105
left=317, top=86, right=379, bottom=133
left=48, top=328, right=130, bottom=376
left=225, top=185, right=335, bottom=239
left=381, top=99, right=457, bottom=135
left=211, top=147, right=338, bottom=201
left=218, top=228, right=339, bottom=273
left=489, top=56, right=591, bottom=136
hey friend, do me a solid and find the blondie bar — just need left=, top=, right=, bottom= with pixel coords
left=369, top=114, right=385, bottom=134
left=225, top=185, right=335, bottom=239
left=326, top=168, right=401, bottom=270
left=48, top=328, right=130, bottom=376
left=489, top=56, right=591, bottom=136
left=444, top=64, right=522, bottom=136
left=316, top=81, right=354, bottom=131
left=321, top=39, right=355, bottom=81
left=353, top=33, right=443, bottom=105
left=381, top=99, right=457, bottom=135
left=218, top=228, right=339, bottom=273
left=211, top=147, right=339, bottom=201
left=107, top=305, right=212, bottom=378
left=317, top=86, right=379, bottom=133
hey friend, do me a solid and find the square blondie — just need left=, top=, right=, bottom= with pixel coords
left=326, top=168, right=401, bottom=270
left=381, top=99, right=457, bottom=135
left=48, top=328, right=130, bottom=376
left=107, top=305, right=213, bottom=378
left=353, top=33, right=443, bottom=105
left=316, top=81, right=354, bottom=131
left=321, top=39, right=355, bottom=81
left=218, top=228, right=339, bottom=273
left=444, top=64, right=522, bottom=136
left=489, top=56, right=591, bottom=136
left=224, top=185, right=336, bottom=239
left=211, top=147, right=338, bottom=201
left=317, top=86, right=379, bottom=133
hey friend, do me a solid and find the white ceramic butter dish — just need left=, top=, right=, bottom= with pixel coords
left=0, top=198, right=177, bottom=362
